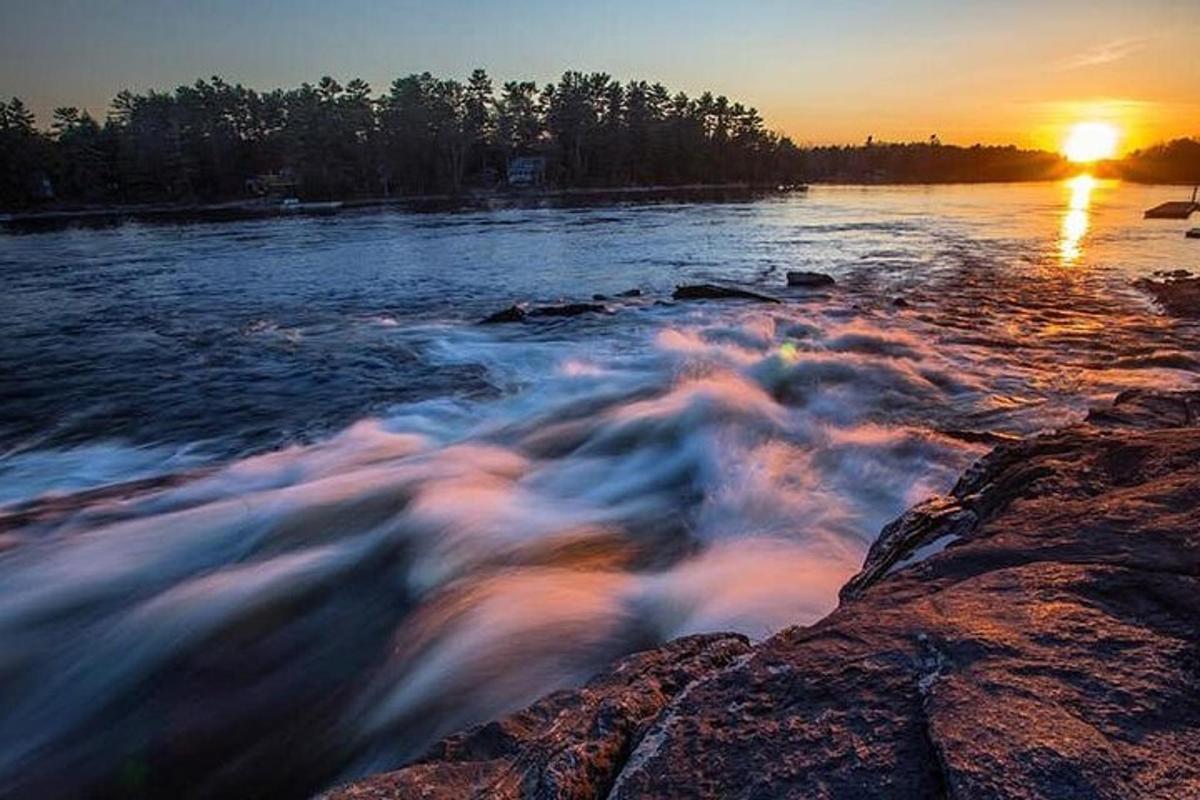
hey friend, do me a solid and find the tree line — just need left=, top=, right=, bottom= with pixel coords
left=1097, top=138, right=1200, bottom=185
left=2, top=70, right=1197, bottom=210
left=801, top=136, right=1198, bottom=185
left=0, top=70, right=805, bottom=208
left=802, top=137, right=1070, bottom=183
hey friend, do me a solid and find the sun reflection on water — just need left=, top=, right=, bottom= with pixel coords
left=1060, top=175, right=1095, bottom=265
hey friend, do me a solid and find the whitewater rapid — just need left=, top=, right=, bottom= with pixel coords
left=4, top=278, right=1197, bottom=797
left=2, top=183, right=1198, bottom=798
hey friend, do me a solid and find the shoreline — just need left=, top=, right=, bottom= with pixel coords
left=0, top=184, right=785, bottom=229
left=5, top=177, right=1191, bottom=230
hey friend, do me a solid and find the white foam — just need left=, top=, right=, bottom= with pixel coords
left=2, top=290, right=1192, bottom=793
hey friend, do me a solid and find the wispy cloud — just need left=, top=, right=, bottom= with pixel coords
left=1053, top=37, right=1150, bottom=71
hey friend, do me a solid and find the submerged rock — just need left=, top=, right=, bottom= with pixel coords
left=334, top=389, right=1200, bottom=799
left=480, top=302, right=608, bottom=324
left=672, top=284, right=781, bottom=303
left=593, top=289, right=641, bottom=302
left=527, top=302, right=607, bottom=318
left=479, top=305, right=527, bottom=324
left=786, top=270, right=836, bottom=288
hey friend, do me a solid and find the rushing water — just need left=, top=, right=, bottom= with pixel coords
left=1, top=180, right=1198, bottom=797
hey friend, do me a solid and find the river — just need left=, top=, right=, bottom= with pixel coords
left=1, top=179, right=1197, bottom=797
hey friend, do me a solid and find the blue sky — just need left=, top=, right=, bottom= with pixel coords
left=2, top=0, right=1197, bottom=148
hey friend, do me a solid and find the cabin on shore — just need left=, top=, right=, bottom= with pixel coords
left=507, top=157, right=547, bottom=188
left=246, top=170, right=300, bottom=198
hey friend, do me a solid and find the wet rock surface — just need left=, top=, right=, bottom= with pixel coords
left=326, top=634, right=751, bottom=799
left=479, top=305, right=529, bottom=324
left=527, top=303, right=608, bottom=319
left=1134, top=271, right=1200, bottom=318
left=482, top=284, right=781, bottom=323
left=786, top=270, right=836, bottom=288
left=333, top=389, right=1200, bottom=799
left=672, top=284, right=781, bottom=303
left=480, top=303, right=609, bottom=323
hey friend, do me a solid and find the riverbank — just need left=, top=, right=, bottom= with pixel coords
left=329, top=388, right=1200, bottom=799
left=0, top=183, right=793, bottom=230
left=8, top=178, right=1198, bottom=233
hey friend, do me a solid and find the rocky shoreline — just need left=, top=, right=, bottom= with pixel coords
left=330, top=388, right=1200, bottom=799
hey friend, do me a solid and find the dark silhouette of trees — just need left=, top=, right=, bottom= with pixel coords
left=0, top=70, right=811, bottom=209
left=464, top=69, right=495, bottom=177
left=801, top=140, right=1069, bottom=183
left=1107, top=139, right=1200, bottom=185
left=495, top=81, right=542, bottom=166
left=4, top=69, right=1191, bottom=211
left=2, top=98, right=60, bottom=206
left=49, top=108, right=110, bottom=200
left=375, top=72, right=480, bottom=196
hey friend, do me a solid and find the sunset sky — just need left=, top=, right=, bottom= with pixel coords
left=2, top=0, right=1197, bottom=153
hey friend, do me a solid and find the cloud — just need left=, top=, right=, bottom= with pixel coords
left=1053, top=37, right=1149, bottom=71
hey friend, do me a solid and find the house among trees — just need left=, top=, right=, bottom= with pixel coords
left=246, top=170, right=299, bottom=198
left=506, top=156, right=546, bottom=188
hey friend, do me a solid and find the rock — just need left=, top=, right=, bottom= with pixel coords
left=479, top=305, right=527, bottom=324
left=786, top=270, right=836, bottom=288
left=837, top=495, right=976, bottom=602
left=612, top=389, right=1200, bottom=799
left=333, top=390, right=1200, bottom=799
left=672, top=284, right=781, bottom=303
left=526, top=303, right=607, bottom=318
left=934, top=427, right=1021, bottom=447
left=1134, top=275, right=1200, bottom=318
left=326, top=635, right=751, bottom=800
left=1085, top=387, right=1200, bottom=429
left=593, top=290, right=642, bottom=301
left=480, top=303, right=608, bottom=324
left=892, top=296, right=911, bottom=308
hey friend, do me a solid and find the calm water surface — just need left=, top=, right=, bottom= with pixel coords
left=0, top=180, right=1197, bottom=797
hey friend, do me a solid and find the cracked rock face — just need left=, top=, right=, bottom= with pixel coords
left=331, top=390, right=1200, bottom=799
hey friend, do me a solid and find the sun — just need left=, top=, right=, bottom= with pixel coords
left=1063, top=122, right=1119, bottom=163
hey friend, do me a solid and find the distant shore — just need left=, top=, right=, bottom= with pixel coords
left=0, top=183, right=790, bottom=229
left=4, top=177, right=1196, bottom=231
